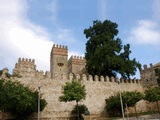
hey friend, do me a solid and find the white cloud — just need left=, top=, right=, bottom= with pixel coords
left=128, top=0, right=160, bottom=46
left=0, top=0, right=53, bottom=72
left=129, top=20, right=160, bottom=45
left=0, top=0, right=82, bottom=73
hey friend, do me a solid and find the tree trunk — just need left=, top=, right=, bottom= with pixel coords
left=76, top=101, right=79, bottom=120
left=156, top=101, right=160, bottom=113
left=134, top=105, right=138, bottom=120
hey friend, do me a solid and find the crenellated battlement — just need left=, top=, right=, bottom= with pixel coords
left=42, top=72, right=141, bottom=84
left=140, top=63, right=157, bottom=87
left=15, top=58, right=36, bottom=69
left=68, top=55, right=86, bottom=74
left=141, top=63, right=153, bottom=71
left=69, top=55, right=85, bottom=60
left=51, top=44, right=68, bottom=56
left=52, top=44, right=68, bottom=49
left=13, top=58, right=36, bottom=78
left=36, top=70, right=51, bottom=79
left=18, top=58, right=35, bottom=63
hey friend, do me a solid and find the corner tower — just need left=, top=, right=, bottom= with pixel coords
left=50, top=44, right=68, bottom=78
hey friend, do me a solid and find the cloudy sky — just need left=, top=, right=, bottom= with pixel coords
left=0, top=0, right=160, bottom=78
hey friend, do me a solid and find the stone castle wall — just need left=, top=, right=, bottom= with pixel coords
left=1, top=43, right=159, bottom=119
left=7, top=72, right=145, bottom=119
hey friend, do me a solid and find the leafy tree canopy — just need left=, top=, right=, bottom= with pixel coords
left=84, top=20, right=141, bottom=78
left=0, top=79, right=47, bottom=119
left=145, top=87, right=160, bottom=102
left=105, top=91, right=143, bottom=116
left=122, top=91, right=144, bottom=107
left=59, top=80, right=86, bottom=120
left=145, top=87, right=160, bottom=113
left=59, top=80, right=86, bottom=103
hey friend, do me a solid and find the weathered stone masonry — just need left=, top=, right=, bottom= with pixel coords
left=1, top=44, right=159, bottom=119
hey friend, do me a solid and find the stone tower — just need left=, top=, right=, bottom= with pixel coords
left=50, top=44, right=68, bottom=78
left=13, top=58, right=36, bottom=77
left=140, top=63, right=158, bottom=87
left=68, top=55, right=86, bottom=74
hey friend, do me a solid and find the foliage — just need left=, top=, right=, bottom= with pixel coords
left=0, top=79, right=47, bottom=119
left=59, top=80, right=86, bottom=103
left=105, top=91, right=143, bottom=116
left=84, top=20, right=141, bottom=78
left=59, top=80, right=86, bottom=120
left=122, top=91, right=144, bottom=107
left=145, top=87, right=160, bottom=113
left=145, top=87, right=160, bottom=102
left=105, top=94, right=122, bottom=116
left=72, top=104, right=89, bottom=120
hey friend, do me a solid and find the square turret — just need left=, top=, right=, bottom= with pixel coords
left=50, top=44, right=68, bottom=78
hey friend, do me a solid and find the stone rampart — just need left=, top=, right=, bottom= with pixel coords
left=10, top=73, right=145, bottom=119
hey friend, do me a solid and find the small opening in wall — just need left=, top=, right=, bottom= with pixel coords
left=58, top=63, right=64, bottom=67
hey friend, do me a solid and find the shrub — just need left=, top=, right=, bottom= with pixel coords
left=0, top=79, right=47, bottom=119
left=72, top=104, right=89, bottom=120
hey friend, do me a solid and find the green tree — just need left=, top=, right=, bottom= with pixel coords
left=84, top=20, right=141, bottom=78
left=59, top=80, right=86, bottom=120
left=105, top=94, right=122, bottom=116
left=0, top=79, right=47, bottom=119
left=105, top=91, right=143, bottom=117
left=122, top=91, right=144, bottom=118
left=145, top=87, right=160, bottom=113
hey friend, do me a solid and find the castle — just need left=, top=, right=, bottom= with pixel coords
left=0, top=44, right=160, bottom=119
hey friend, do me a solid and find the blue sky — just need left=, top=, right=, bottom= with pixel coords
left=0, top=0, right=160, bottom=78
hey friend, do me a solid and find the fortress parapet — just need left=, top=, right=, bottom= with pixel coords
left=140, top=63, right=157, bottom=87
left=66, top=73, right=141, bottom=84
left=13, top=58, right=36, bottom=77
left=68, top=55, right=86, bottom=74
left=51, top=44, right=68, bottom=56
